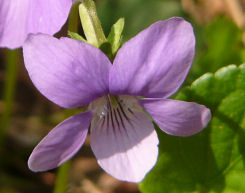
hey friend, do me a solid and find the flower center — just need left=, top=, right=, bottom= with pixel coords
left=89, top=95, right=142, bottom=122
left=89, top=95, right=145, bottom=136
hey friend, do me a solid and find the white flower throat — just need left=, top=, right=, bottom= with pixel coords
left=89, top=95, right=143, bottom=131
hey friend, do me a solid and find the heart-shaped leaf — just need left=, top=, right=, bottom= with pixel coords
left=140, top=64, right=245, bottom=193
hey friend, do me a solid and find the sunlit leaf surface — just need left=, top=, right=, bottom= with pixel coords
left=140, top=64, right=245, bottom=193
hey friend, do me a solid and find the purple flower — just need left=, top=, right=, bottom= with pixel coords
left=23, top=17, right=211, bottom=182
left=0, top=0, right=73, bottom=49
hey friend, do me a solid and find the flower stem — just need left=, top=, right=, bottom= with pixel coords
left=79, top=0, right=106, bottom=47
left=0, top=49, right=18, bottom=145
left=52, top=4, right=82, bottom=192
left=53, top=161, right=71, bottom=193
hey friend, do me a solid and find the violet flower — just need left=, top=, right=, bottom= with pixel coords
left=23, top=17, right=211, bottom=182
left=0, top=0, right=73, bottom=49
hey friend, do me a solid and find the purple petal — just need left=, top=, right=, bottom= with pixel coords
left=28, top=111, right=92, bottom=172
left=0, top=0, right=72, bottom=49
left=109, top=17, right=195, bottom=98
left=23, top=34, right=111, bottom=108
left=139, top=98, right=211, bottom=137
left=90, top=96, right=159, bottom=182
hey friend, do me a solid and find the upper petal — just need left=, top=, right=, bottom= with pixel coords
left=139, top=98, right=211, bottom=137
left=23, top=34, right=111, bottom=108
left=28, top=111, right=92, bottom=172
left=110, top=17, right=195, bottom=98
left=90, top=96, right=159, bottom=182
left=0, top=0, right=72, bottom=49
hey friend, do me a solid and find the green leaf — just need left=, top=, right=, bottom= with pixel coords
left=107, top=18, right=125, bottom=56
left=68, top=31, right=87, bottom=42
left=189, top=18, right=243, bottom=82
left=140, top=64, right=245, bottom=193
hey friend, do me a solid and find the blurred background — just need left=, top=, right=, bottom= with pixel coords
left=1, top=0, right=245, bottom=192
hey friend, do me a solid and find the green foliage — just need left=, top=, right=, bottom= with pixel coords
left=68, top=17, right=125, bottom=60
left=189, top=18, right=243, bottom=83
left=68, top=31, right=87, bottom=42
left=107, top=18, right=125, bottom=56
left=97, top=18, right=125, bottom=60
left=79, top=0, right=107, bottom=47
left=140, top=64, right=245, bottom=193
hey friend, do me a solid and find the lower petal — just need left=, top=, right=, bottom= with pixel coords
left=139, top=98, right=211, bottom=137
left=28, top=111, right=92, bottom=172
left=90, top=96, right=159, bottom=182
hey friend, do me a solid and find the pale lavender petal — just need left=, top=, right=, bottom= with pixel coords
left=0, top=0, right=72, bottom=49
left=139, top=98, right=211, bottom=137
left=23, top=34, right=111, bottom=108
left=110, top=17, right=195, bottom=98
left=28, top=111, right=92, bottom=172
left=90, top=96, right=159, bottom=182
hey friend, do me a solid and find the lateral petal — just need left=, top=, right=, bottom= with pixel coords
left=139, top=98, right=211, bottom=137
left=28, top=111, right=92, bottom=172
left=23, top=34, right=111, bottom=108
